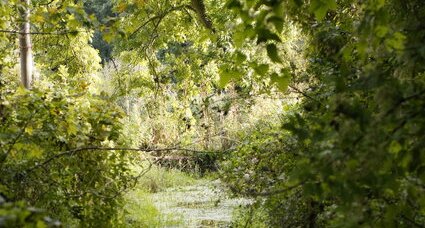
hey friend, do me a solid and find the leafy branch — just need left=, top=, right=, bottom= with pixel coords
left=0, top=110, right=38, bottom=165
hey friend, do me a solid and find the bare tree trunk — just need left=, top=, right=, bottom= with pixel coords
left=19, top=0, right=33, bottom=89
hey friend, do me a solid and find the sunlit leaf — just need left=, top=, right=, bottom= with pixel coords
left=271, top=72, right=290, bottom=92
left=253, top=64, right=269, bottom=75
left=219, top=66, right=243, bottom=88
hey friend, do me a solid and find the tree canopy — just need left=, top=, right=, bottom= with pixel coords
left=0, top=0, right=424, bottom=227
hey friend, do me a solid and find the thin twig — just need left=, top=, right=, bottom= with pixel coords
left=385, top=89, right=425, bottom=116
left=289, top=85, right=322, bottom=105
left=129, top=5, right=190, bottom=38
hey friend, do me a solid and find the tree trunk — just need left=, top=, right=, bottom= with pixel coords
left=19, top=0, right=33, bottom=89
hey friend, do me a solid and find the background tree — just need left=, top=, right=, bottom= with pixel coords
left=18, top=0, right=33, bottom=89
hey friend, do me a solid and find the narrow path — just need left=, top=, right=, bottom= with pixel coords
left=152, top=179, right=252, bottom=227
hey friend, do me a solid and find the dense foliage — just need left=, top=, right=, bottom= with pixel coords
left=0, top=0, right=424, bottom=227
left=222, top=0, right=425, bottom=227
left=0, top=1, right=134, bottom=226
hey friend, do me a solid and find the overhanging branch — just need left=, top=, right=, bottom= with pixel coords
left=0, top=29, right=88, bottom=36
left=25, top=146, right=231, bottom=173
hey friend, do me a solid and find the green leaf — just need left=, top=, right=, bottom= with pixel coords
left=226, top=0, right=242, bottom=9
left=235, top=51, right=247, bottom=64
left=257, top=28, right=281, bottom=44
left=28, top=145, right=43, bottom=159
left=118, top=29, right=126, bottom=38
left=385, top=32, right=406, bottom=50
left=233, top=27, right=255, bottom=47
left=103, top=31, right=114, bottom=43
left=389, top=140, right=402, bottom=155
left=267, top=16, right=284, bottom=33
left=314, top=6, right=328, bottom=21
left=266, top=44, right=282, bottom=63
left=25, top=126, right=34, bottom=135
left=254, top=64, right=269, bottom=75
left=36, top=220, right=47, bottom=228
left=310, top=0, right=336, bottom=21
left=375, top=25, right=389, bottom=38
left=271, top=71, right=290, bottom=92
left=327, top=0, right=337, bottom=10
left=67, top=18, right=80, bottom=29
left=218, top=66, right=243, bottom=88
